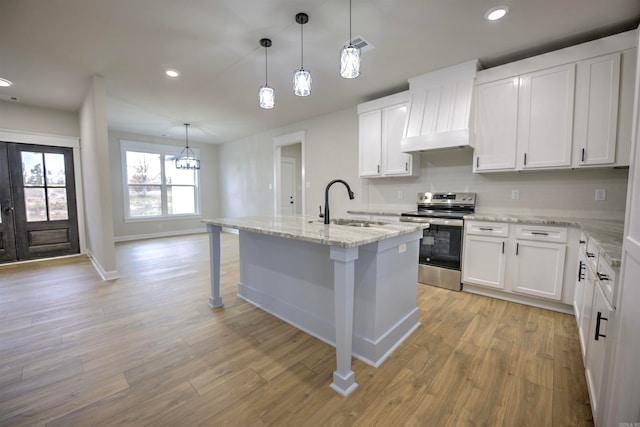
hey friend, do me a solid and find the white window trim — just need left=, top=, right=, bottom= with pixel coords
left=120, top=139, right=201, bottom=221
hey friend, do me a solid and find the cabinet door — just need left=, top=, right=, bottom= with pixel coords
left=382, top=101, right=413, bottom=175
left=512, top=240, right=566, bottom=300
left=574, top=53, right=621, bottom=166
left=473, top=78, right=518, bottom=171
left=578, top=260, right=596, bottom=358
left=585, top=281, right=612, bottom=420
left=518, top=64, right=576, bottom=169
left=358, top=109, right=382, bottom=177
left=462, top=235, right=507, bottom=289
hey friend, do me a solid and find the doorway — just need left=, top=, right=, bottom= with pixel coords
left=0, top=142, right=80, bottom=263
left=273, top=131, right=306, bottom=216
left=280, top=156, right=297, bottom=215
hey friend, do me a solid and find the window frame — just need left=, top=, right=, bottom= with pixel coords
left=120, top=139, right=201, bottom=221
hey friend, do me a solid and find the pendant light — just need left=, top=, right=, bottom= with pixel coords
left=340, top=0, right=360, bottom=79
left=258, top=38, right=275, bottom=109
left=293, top=12, right=311, bottom=96
left=175, top=123, right=200, bottom=170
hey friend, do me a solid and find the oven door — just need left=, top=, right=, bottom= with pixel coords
left=418, top=220, right=463, bottom=270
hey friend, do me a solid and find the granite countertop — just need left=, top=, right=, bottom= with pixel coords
left=464, top=213, right=624, bottom=267
left=347, top=209, right=408, bottom=217
left=202, top=215, right=425, bottom=249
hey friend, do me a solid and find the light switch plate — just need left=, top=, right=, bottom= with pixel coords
left=595, top=189, right=606, bottom=201
left=397, top=191, right=403, bottom=200
left=398, top=243, right=406, bottom=253
left=511, top=189, right=520, bottom=200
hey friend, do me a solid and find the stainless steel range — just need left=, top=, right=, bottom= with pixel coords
left=399, top=192, right=476, bottom=291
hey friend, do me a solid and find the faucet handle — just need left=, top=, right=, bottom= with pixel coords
left=318, top=205, right=324, bottom=218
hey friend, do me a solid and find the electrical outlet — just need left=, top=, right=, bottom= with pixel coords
left=306, top=181, right=311, bottom=188
left=511, top=189, right=520, bottom=200
left=595, top=189, right=606, bottom=201
left=397, top=191, right=403, bottom=200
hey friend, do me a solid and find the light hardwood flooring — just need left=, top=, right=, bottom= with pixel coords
left=0, top=232, right=593, bottom=426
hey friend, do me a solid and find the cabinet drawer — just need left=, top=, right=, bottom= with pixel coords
left=465, top=221, right=509, bottom=237
left=586, top=238, right=600, bottom=272
left=514, top=224, right=567, bottom=243
left=596, top=258, right=617, bottom=306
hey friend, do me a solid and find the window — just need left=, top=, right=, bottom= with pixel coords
left=121, top=140, right=200, bottom=219
left=21, top=151, right=69, bottom=221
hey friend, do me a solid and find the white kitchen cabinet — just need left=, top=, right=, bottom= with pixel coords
left=358, top=109, right=383, bottom=177
left=585, top=280, right=613, bottom=420
left=473, top=64, right=575, bottom=171
left=573, top=53, right=621, bottom=166
left=463, top=222, right=571, bottom=308
left=512, top=239, right=566, bottom=300
left=473, top=78, right=518, bottom=171
left=474, top=30, right=636, bottom=173
left=462, top=234, right=507, bottom=290
left=517, top=64, right=575, bottom=169
left=358, top=91, right=417, bottom=178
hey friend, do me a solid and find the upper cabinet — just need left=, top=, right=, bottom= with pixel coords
left=473, top=30, right=637, bottom=173
left=358, top=91, right=418, bottom=178
left=573, top=53, right=621, bottom=166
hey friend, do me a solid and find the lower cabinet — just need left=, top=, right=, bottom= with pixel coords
left=462, top=222, right=508, bottom=289
left=462, top=221, right=572, bottom=308
left=512, top=239, right=565, bottom=300
left=585, top=280, right=613, bottom=420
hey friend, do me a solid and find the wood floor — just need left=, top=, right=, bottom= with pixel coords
left=0, top=232, right=593, bottom=426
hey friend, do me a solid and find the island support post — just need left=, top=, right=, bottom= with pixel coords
left=329, top=245, right=359, bottom=396
left=207, top=224, right=223, bottom=308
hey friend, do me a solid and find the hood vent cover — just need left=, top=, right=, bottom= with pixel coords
left=401, top=60, right=479, bottom=153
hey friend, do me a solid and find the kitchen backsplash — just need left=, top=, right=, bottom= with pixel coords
left=362, top=149, right=628, bottom=220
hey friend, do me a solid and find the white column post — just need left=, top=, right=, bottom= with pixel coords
left=329, top=245, right=359, bottom=396
left=207, top=224, right=223, bottom=308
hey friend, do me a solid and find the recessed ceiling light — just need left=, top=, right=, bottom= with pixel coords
left=485, top=6, right=509, bottom=21
left=165, top=69, right=180, bottom=78
left=0, top=77, right=13, bottom=87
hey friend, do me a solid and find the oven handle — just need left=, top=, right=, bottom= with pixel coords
left=399, top=217, right=464, bottom=227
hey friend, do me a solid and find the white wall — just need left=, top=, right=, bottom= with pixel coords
left=108, top=130, right=220, bottom=240
left=219, top=106, right=365, bottom=220
left=0, top=100, right=79, bottom=137
left=219, top=105, right=629, bottom=221
left=79, top=75, right=118, bottom=279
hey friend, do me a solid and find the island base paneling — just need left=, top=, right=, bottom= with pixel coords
left=236, top=230, right=421, bottom=368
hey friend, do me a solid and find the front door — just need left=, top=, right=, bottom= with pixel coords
left=0, top=142, right=80, bottom=263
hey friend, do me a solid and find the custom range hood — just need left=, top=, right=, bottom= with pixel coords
left=401, top=60, right=480, bottom=153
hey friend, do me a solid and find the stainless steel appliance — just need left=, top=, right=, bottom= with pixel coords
left=399, top=192, right=476, bottom=291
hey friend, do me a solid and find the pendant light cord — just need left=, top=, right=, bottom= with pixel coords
left=349, top=0, right=352, bottom=45
left=264, top=45, right=268, bottom=85
left=300, top=22, right=304, bottom=69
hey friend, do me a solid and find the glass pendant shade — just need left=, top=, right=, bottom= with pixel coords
left=259, top=85, right=275, bottom=109
left=340, top=45, right=360, bottom=79
left=294, top=69, right=312, bottom=96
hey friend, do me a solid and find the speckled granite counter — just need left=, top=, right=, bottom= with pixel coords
left=202, top=215, right=424, bottom=248
left=464, top=214, right=624, bottom=267
left=347, top=209, right=407, bottom=217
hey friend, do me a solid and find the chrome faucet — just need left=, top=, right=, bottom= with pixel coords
left=324, top=179, right=355, bottom=224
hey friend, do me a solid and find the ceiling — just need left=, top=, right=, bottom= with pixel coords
left=1, top=0, right=639, bottom=144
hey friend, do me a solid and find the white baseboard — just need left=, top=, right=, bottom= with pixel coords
left=87, top=249, right=120, bottom=281
left=113, top=228, right=207, bottom=243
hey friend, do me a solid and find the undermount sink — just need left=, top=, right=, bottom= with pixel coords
left=310, top=218, right=389, bottom=227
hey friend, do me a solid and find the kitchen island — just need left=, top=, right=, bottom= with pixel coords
left=202, top=215, right=424, bottom=396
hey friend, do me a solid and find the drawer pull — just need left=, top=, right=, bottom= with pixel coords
left=531, top=231, right=549, bottom=236
left=502, top=241, right=505, bottom=254
left=579, top=240, right=586, bottom=244
left=578, top=261, right=585, bottom=282
left=479, top=227, right=494, bottom=231
left=516, top=243, right=519, bottom=256
left=596, top=272, right=610, bottom=281
left=586, top=252, right=595, bottom=258
left=595, top=311, right=608, bottom=341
